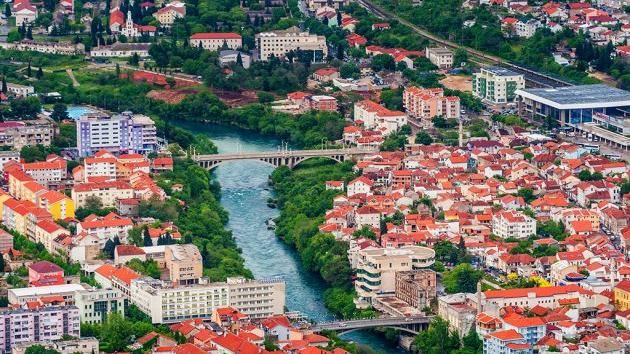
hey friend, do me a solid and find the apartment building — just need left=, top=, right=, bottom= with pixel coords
left=394, top=270, right=437, bottom=310
left=75, top=287, right=125, bottom=324
left=354, top=100, right=407, bottom=134
left=72, top=180, right=134, bottom=208
left=34, top=220, right=70, bottom=254
left=165, top=244, right=203, bottom=285
left=76, top=111, right=157, bottom=157
left=255, top=26, right=327, bottom=61
left=403, top=86, right=461, bottom=120
left=38, top=190, right=74, bottom=220
left=23, top=156, right=67, bottom=187
left=438, top=293, right=478, bottom=338
left=90, top=43, right=151, bottom=58
left=0, top=229, right=12, bottom=252
left=515, top=20, right=541, bottom=38
left=0, top=120, right=56, bottom=150
left=0, top=306, right=81, bottom=353
left=425, top=47, right=454, bottom=69
left=12, top=338, right=99, bottom=354
left=130, top=276, right=286, bottom=323
left=190, top=32, right=242, bottom=51
left=492, top=210, right=536, bottom=239
left=483, top=329, right=532, bottom=354
left=354, top=246, right=435, bottom=307
left=472, top=67, right=525, bottom=104
left=75, top=212, right=133, bottom=246
left=0, top=151, right=20, bottom=171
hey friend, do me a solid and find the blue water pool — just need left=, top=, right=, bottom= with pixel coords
left=66, top=106, right=96, bottom=120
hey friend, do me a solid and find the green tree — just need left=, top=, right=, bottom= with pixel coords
left=100, top=313, right=133, bottom=352
left=143, top=226, right=153, bottom=246
left=36, top=67, right=43, bottom=79
left=339, top=62, right=359, bottom=79
left=4, top=4, right=11, bottom=18
left=516, top=188, right=535, bottom=203
left=443, top=263, right=483, bottom=293
left=370, top=53, right=396, bottom=72
left=50, top=103, right=68, bottom=121
left=415, top=131, right=434, bottom=145
left=24, top=345, right=61, bottom=354
left=413, top=317, right=461, bottom=354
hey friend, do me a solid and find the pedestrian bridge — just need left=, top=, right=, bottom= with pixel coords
left=192, top=148, right=377, bottom=170
left=311, top=315, right=433, bottom=335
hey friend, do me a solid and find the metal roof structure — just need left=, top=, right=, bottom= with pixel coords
left=516, top=84, right=630, bottom=110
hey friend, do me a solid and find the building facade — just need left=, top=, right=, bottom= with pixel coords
left=403, top=86, right=461, bottom=120
left=472, top=67, right=525, bottom=104
left=425, top=47, right=454, bottom=68
left=75, top=287, right=126, bottom=324
left=164, top=244, right=203, bottom=285
left=255, top=27, right=327, bottom=61
left=394, top=270, right=437, bottom=310
left=190, top=33, right=242, bottom=51
left=492, top=210, right=536, bottom=239
left=76, top=111, right=157, bottom=157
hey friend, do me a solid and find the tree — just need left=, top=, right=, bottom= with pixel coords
left=36, top=67, right=43, bottom=79
left=129, top=53, right=140, bottom=66
left=103, top=239, right=115, bottom=259
left=370, top=53, right=396, bottom=72
left=26, top=62, right=32, bottom=77
left=10, top=97, right=41, bottom=119
left=462, top=327, right=482, bottom=352
left=415, top=131, right=434, bottom=145
left=24, top=345, right=61, bottom=354
left=236, top=52, right=243, bottom=67
left=413, top=317, right=461, bottom=354
left=443, top=263, right=483, bottom=294
left=453, top=48, right=468, bottom=67
left=26, top=26, right=33, bottom=40
left=516, top=188, right=535, bottom=203
left=0, top=253, right=5, bottom=272
left=339, top=62, right=359, bottom=79
left=143, top=226, right=153, bottom=246
left=4, top=4, right=10, bottom=18
left=85, top=196, right=103, bottom=211
left=100, top=313, right=133, bottom=352
left=1, top=76, right=6, bottom=93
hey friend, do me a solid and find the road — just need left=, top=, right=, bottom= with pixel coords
left=355, top=0, right=573, bottom=88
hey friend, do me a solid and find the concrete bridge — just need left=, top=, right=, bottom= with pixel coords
left=311, top=315, right=433, bottom=335
left=192, top=148, right=377, bottom=170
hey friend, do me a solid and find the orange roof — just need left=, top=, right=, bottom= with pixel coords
left=484, top=284, right=592, bottom=299
left=488, top=329, right=524, bottom=341
left=112, top=266, right=140, bottom=286
left=94, top=264, right=117, bottom=279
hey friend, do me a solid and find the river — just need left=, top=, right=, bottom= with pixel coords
left=175, top=121, right=407, bottom=354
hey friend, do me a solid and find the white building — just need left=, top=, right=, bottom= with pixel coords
left=219, top=50, right=252, bottom=69
left=354, top=100, right=407, bottom=134
left=130, top=276, right=286, bottom=323
left=75, top=287, right=125, bottom=324
left=515, top=20, right=542, bottom=38
left=76, top=111, right=157, bottom=157
left=425, top=47, right=454, bottom=69
left=190, top=32, right=242, bottom=51
left=255, top=26, right=327, bottom=61
left=492, top=210, right=536, bottom=239
left=90, top=43, right=151, bottom=58
left=13, top=1, right=37, bottom=27
left=8, top=284, right=86, bottom=305
left=472, top=67, right=525, bottom=104
left=7, top=83, right=35, bottom=97
left=12, top=338, right=99, bottom=354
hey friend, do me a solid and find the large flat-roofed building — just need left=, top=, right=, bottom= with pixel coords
left=130, top=276, right=285, bottom=323
left=12, top=338, right=99, bottom=354
left=425, top=47, right=453, bottom=69
left=8, top=283, right=86, bottom=305
left=164, top=244, right=203, bottom=285
left=515, top=84, right=630, bottom=126
left=255, top=26, right=327, bottom=61
left=472, top=67, right=525, bottom=104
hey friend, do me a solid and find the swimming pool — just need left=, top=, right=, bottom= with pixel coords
left=66, top=106, right=96, bottom=120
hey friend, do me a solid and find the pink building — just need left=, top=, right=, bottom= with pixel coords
left=403, top=86, right=460, bottom=121
left=28, top=261, right=65, bottom=287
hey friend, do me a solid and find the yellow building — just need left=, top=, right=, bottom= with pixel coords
left=0, top=190, right=11, bottom=218
left=22, top=181, right=46, bottom=203
left=615, top=280, right=630, bottom=311
left=38, top=190, right=75, bottom=220
left=7, top=169, right=35, bottom=200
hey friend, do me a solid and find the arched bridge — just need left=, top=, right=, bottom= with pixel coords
left=192, top=148, right=377, bottom=170
left=311, top=315, right=433, bottom=335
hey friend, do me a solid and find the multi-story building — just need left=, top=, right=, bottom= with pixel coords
left=12, top=338, right=99, bottom=354
left=226, top=277, right=286, bottom=320
left=75, top=212, right=133, bottom=246
left=354, top=100, right=407, bottom=134
left=614, top=280, right=630, bottom=311
left=28, top=261, right=64, bottom=287
left=13, top=0, right=36, bottom=27
left=38, top=190, right=75, bottom=220
left=34, top=220, right=70, bottom=254
left=394, top=270, right=437, bottom=310
left=255, top=27, right=327, bottom=61
left=164, top=244, right=203, bottom=285
left=0, top=306, right=81, bottom=354
left=438, top=293, right=478, bottom=338
left=515, top=20, right=541, bottom=38
left=472, top=67, right=525, bottom=104
left=0, top=229, right=12, bottom=253
left=190, top=33, right=242, bottom=51
left=425, top=47, right=453, bottom=68
left=0, top=120, right=56, bottom=150
left=483, top=329, right=532, bottom=354
left=403, top=86, right=460, bottom=121
left=90, top=43, right=151, bottom=58
left=7, top=83, right=35, bottom=97
left=501, top=313, right=546, bottom=345
left=8, top=284, right=86, bottom=305
left=22, top=157, right=67, bottom=188
left=0, top=40, right=85, bottom=55
left=354, top=246, right=435, bottom=307
left=0, top=151, right=20, bottom=171
left=492, top=210, right=536, bottom=239
left=152, top=2, right=185, bottom=27
left=130, top=276, right=286, bottom=323
left=76, top=111, right=157, bottom=157
left=75, top=287, right=125, bottom=324
left=72, top=181, right=134, bottom=208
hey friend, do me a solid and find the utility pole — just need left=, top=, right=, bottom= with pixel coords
left=458, top=118, right=464, bottom=148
